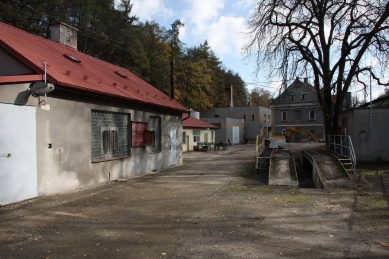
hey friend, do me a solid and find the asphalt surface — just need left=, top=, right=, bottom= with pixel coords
left=1, top=144, right=389, bottom=259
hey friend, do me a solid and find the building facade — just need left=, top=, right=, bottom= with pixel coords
left=271, top=78, right=325, bottom=142
left=200, top=106, right=271, bottom=143
left=0, top=22, right=189, bottom=205
left=338, top=107, right=389, bottom=161
left=182, top=115, right=218, bottom=151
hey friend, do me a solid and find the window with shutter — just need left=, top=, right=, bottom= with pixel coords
left=91, top=110, right=129, bottom=161
left=103, top=130, right=109, bottom=153
left=101, top=127, right=119, bottom=154
left=112, top=130, right=118, bottom=153
left=144, top=130, right=155, bottom=146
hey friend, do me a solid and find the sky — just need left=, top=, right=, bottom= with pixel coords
left=118, top=0, right=386, bottom=100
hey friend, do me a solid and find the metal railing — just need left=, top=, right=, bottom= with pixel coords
left=256, top=135, right=265, bottom=158
left=328, top=135, right=356, bottom=174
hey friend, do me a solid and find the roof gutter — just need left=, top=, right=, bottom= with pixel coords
left=182, top=111, right=191, bottom=121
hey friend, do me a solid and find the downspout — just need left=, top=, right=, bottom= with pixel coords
left=182, top=111, right=190, bottom=121
left=368, top=72, right=373, bottom=133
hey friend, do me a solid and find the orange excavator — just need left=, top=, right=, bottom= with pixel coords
left=284, top=127, right=320, bottom=142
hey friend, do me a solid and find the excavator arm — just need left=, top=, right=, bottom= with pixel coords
left=284, top=127, right=320, bottom=142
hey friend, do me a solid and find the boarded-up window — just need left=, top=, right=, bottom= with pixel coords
left=91, top=110, right=129, bottom=161
left=112, top=130, right=118, bottom=152
left=101, top=127, right=118, bottom=154
left=132, top=122, right=148, bottom=147
left=102, top=130, right=110, bottom=153
left=149, top=117, right=161, bottom=152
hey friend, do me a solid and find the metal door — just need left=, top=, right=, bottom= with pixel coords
left=0, top=103, right=38, bottom=205
left=232, top=126, right=239, bottom=144
left=170, top=130, right=176, bottom=166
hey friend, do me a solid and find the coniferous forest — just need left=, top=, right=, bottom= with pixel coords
left=0, top=0, right=268, bottom=110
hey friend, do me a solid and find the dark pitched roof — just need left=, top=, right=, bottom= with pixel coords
left=182, top=116, right=218, bottom=129
left=0, top=22, right=188, bottom=112
left=287, top=78, right=337, bottom=104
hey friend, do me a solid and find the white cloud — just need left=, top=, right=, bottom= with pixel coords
left=130, top=0, right=175, bottom=21
left=180, top=0, right=249, bottom=58
left=205, top=15, right=247, bottom=57
left=183, top=0, right=224, bottom=26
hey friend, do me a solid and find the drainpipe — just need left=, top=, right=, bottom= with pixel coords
left=182, top=111, right=190, bottom=121
left=368, top=72, right=373, bottom=133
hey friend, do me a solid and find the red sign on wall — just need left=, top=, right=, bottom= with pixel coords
left=132, top=122, right=148, bottom=147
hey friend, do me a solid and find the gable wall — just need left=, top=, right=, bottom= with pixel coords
left=0, top=47, right=35, bottom=76
left=272, top=80, right=324, bottom=141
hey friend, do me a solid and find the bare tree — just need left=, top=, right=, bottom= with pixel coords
left=244, top=0, right=389, bottom=142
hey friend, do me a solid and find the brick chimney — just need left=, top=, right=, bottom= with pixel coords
left=50, top=22, right=78, bottom=49
left=225, top=84, right=233, bottom=107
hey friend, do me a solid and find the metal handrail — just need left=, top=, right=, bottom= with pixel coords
left=328, top=135, right=356, bottom=174
left=256, top=135, right=265, bottom=158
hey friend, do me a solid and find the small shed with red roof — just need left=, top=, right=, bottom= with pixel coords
left=0, top=22, right=189, bottom=204
left=182, top=114, right=218, bottom=151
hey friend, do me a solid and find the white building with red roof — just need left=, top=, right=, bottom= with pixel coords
left=0, top=22, right=189, bottom=205
left=182, top=114, right=218, bottom=151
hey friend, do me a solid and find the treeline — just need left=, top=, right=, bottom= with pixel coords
left=0, top=0, right=274, bottom=110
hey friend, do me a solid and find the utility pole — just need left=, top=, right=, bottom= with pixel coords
left=170, top=47, right=174, bottom=99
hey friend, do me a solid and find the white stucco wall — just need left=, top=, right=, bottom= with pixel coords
left=0, top=83, right=183, bottom=195
left=182, top=128, right=215, bottom=151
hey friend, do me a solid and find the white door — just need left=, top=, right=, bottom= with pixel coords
left=0, top=104, right=38, bottom=205
left=232, top=126, right=239, bottom=144
left=170, top=130, right=176, bottom=166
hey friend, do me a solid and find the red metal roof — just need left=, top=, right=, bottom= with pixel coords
left=182, top=116, right=218, bottom=129
left=0, top=22, right=189, bottom=112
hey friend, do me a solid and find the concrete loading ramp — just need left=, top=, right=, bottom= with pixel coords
left=268, top=149, right=298, bottom=187
left=257, top=142, right=355, bottom=189
left=301, top=149, right=355, bottom=188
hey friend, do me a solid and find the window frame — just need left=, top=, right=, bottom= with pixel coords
left=101, top=127, right=119, bottom=154
left=149, top=116, right=162, bottom=152
left=193, top=135, right=200, bottom=143
left=309, top=110, right=316, bottom=120
left=91, top=110, right=130, bottom=162
left=281, top=111, right=287, bottom=121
